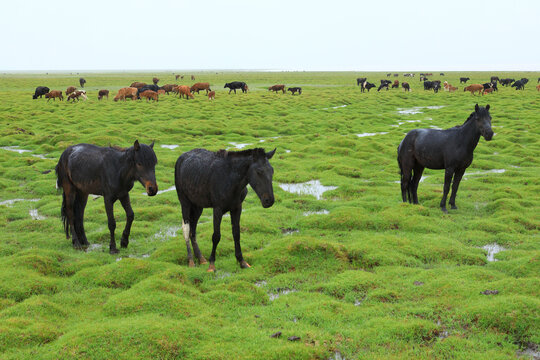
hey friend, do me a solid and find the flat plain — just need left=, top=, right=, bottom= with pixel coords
left=0, top=71, right=538, bottom=359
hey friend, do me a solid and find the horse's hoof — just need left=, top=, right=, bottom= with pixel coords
left=240, top=261, right=251, bottom=269
left=451, top=205, right=458, bottom=210
left=441, top=207, right=448, bottom=214
left=207, top=264, right=216, bottom=273
left=199, top=257, right=208, bottom=265
left=188, top=259, right=195, bottom=267
left=109, top=248, right=119, bottom=254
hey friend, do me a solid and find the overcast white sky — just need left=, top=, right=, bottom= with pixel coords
left=1, top=0, right=539, bottom=71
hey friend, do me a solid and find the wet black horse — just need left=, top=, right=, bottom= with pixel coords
left=397, top=104, right=493, bottom=212
left=175, top=148, right=276, bottom=271
left=56, top=140, right=158, bottom=253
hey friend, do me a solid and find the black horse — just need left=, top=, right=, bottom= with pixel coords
left=175, top=148, right=276, bottom=271
left=55, top=140, right=158, bottom=253
left=33, top=86, right=50, bottom=99
left=397, top=104, right=493, bottom=212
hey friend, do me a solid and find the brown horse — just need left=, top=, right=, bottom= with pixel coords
left=464, top=84, right=484, bottom=95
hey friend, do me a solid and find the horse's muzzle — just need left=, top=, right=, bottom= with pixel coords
left=146, top=182, right=158, bottom=196
left=483, top=130, right=494, bottom=141
left=261, top=194, right=274, bottom=208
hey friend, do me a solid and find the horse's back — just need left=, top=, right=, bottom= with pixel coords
left=400, top=128, right=453, bottom=169
left=175, top=149, right=220, bottom=207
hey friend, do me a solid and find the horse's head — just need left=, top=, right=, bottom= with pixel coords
left=474, top=104, right=493, bottom=141
left=133, top=140, right=158, bottom=196
left=248, top=148, right=276, bottom=208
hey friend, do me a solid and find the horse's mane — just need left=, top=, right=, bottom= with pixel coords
left=450, top=111, right=477, bottom=129
left=216, top=148, right=266, bottom=159
left=109, top=144, right=128, bottom=152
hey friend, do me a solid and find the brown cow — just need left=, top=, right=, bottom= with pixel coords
left=464, top=84, right=484, bottom=95
left=140, top=90, right=159, bottom=102
left=67, top=90, right=87, bottom=102
left=391, top=80, right=399, bottom=89
left=191, top=82, right=211, bottom=94
left=66, top=86, right=77, bottom=96
left=45, top=90, right=63, bottom=102
left=114, top=87, right=138, bottom=102
left=269, top=84, right=285, bottom=93
left=483, top=88, right=494, bottom=95
left=152, top=77, right=159, bottom=85
left=177, top=85, right=194, bottom=100
left=161, top=84, right=176, bottom=94
left=537, top=84, right=540, bottom=91
left=191, top=75, right=195, bottom=80
left=130, top=82, right=147, bottom=89
left=175, top=74, right=180, bottom=80
left=157, top=89, right=166, bottom=95
left=402, top=82, right=410, bottom=92
left=208, top=90, right=216, bottom=100
left=98, top=89, right=109, bottom=100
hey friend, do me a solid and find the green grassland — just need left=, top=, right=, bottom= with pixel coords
left=0, top=71, right=538, bottom=359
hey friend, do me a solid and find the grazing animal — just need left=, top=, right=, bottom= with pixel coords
left=511, top=80, right=526, bottom=90
left=177, top=85, right=194, bottom=100
left=79, top=78, right=86, bottom=88
left=392, top=80, right=399, bottom=88
left=157, top=89, right=166, bottom=95
left=361, top=82, right=376, bottom=92
left=174, top=148, right=276, bottom=271
left=447, top=84, right=458, bottom=92
left=224, top=81, right=248, bottom=94
left=56, top=141, right=158, bottom=253
left=398, top=104, right=493, bottom=212
left=420, top=76, right=428, bottom=82
left=402, top=82, right=410, bottom=92
left=33, top=86, right=50, bottom=99
left=288, top=87, right=302, bottom=95
left=356, top=77, right=367, bottom=86
left=499, top=78, right=514, bottom=86
left=152, top=77, right=159, bottom=85
left=67, top=90, right=87, bottom=102
left=520, top=78, right=529, bottom=84
left=161, top=84, right=177, bottom=94
left=45, top=90, right=63, bottom=102
left=208, top=90, right=215, bottom=100
left=269, top=84, right=286, bottom=93
left=137, top=84, right=160, bottom=98
left=464, top=84, right=484, bottom=95
left=424, top=81, right=439, bottom=92
left=130, top=82, right=147, bottom=89
left=175, top=75, right=181, bottom=80
left=460, top=77, right=470, bottom=84
left=98, top=89, right=109, bottom=100
left=191, top=75, right=195, bottom=80
left=114, top=87, right=138, bottom=102
left=140, top=90, right=159, bottom=102
left=378, top=79, right=392, bottom=91
left=387, top=73, right=391, bottom=77
left=394, top=73, right=399, bottom=77
left=536, top=84, right=540, bottom=91
left=483, top=88, right=494, bottom=95
left=66, top=86, right=77, bottom=96
left=190, top=82, right=212, bottom=94
left=440, top=73, right=445, bottom=76
left=538, top=78, right=540, bottom=83
left=490, top=76, right=499, bottom=83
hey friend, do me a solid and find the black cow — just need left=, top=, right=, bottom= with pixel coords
left=224, top=81, right=248, bottom=94
left=537, top=77, right=540, bottom=83
left=79, top=78, right=86, bottom=88
left=361, top=82, right=376, bottom=92
left=440, top=73, right=445, bottom=76
left=356, top=77, right=367, bottom=86
left=288, top=87, right=302, bottom=95
left=520, top=78, right=529, bottom=85
left=460, top=77, right=470, bottom=84
left=137, top=84, right=160, bottom=98
left=500, top=78, right=515, bottom=86
left=378, top=79, right=392, bottom=91
left=386, top=73, right=391, bottom=77
left=490, top=76, right=499, bottom=83
left=424, top=81, right=435, bottom=90
left=511, top=80, right=526, bottom=90
left=32, top=86, right=50, bottom=99
left=483, top=82, right=498, bottom=92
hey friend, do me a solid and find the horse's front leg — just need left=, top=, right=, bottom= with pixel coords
left=440, top=168, right=454, bottom=213
left=119, top=195, right=134, bottom=248
left=208, top=208, right=223, bottom=272
left=104, top=197, right=118, bottom=254
left=449, top=168, right=466, bottom=210
left=230, top=206, right=249, bottom=269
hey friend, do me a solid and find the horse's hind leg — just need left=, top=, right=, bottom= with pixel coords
left=231, top=206, right=250, bottom=269
left=449, top=168, right=465, bottom=210
left=119, top=195, right=134, bottom=248
left=189, top=206, right=207, bottom=265
left=180, top=203, right=196, bottom=267
left=208, top=208, right=223, bottom=272
left=104, top=197, right=118, bottom=254
left=411, top=166, right=425, bottom=204
left=63, top=183, right=83, bottom=248
left=74, top=192, right=89, bottom=246
left=440, top=168, right=455, bottom=213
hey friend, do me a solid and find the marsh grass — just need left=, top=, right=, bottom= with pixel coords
left=0, top=71, right=538, bottom=359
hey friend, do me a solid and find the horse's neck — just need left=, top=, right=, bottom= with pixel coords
left=458, top=116, right=481, bottom=151
left=117, top=150, right=136, bottom=182
left=229, top=157, right=252, bottom=187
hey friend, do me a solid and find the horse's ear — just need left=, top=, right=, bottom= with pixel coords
left=475, top=104, right=479, bottom=112
left=486, top=104, right=490, bottom=111
left=149, top=141, right=154, bottom=149
left=134, top=140, right=140, bottom=151
left=266, top=148, right=276, bottom=159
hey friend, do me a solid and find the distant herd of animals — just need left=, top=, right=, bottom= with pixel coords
left=31, top=76, right=303, bottom=103
left=357, top=74, right=539, bottom=94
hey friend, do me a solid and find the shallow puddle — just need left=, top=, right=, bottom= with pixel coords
left=397, top=105, right=445, bottom=115
left=463, top=169, right=506, bottom=179
left=255, top=280, right=267, bottom=287
left=397, top=120, right=422, bottom=125
left=482, top=243, right=506, bottom=262
left=228, top=142, right=251, bottom=149
left=328, top=351, right=347, bottom=360
left=320, top=104, right=347, bottom=110
left=143, top=186, right=176, bottom=196
left=154, top=226, right=180, bottom=240
left=268, top=288, right=297, bottom=301
left=29, top=209, right=46, bottom=220
left=303, top=210, right=329, bottom=216
left=86, top=244, right=103, bottom=252
left=279, top=180, right=337, bottom=200
left=281, top=227, right=299, bottom=235
left=161, top=145, right=179, bottom=150
left=285, top=150, right=291, bottom=153
left=0, top=198, right=40, bottom=207
left=1, top=146, right=52, bottom=159
left=356, top=132, right=388, bottom=138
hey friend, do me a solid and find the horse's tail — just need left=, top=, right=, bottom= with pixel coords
left=55, top=151, right=70, bottom=239
left=397, top=142, right=414, bottom=203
